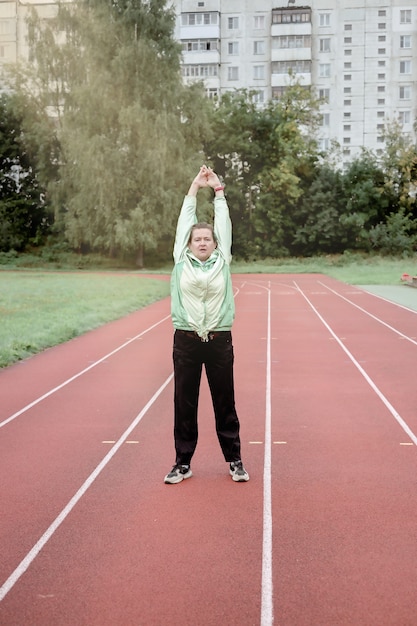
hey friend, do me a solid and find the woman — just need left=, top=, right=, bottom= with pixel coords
left=164, top=165, right=249, bottom=484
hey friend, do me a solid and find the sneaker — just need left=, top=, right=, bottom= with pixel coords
left=229, top=461, right=249, bottom=482
left=164, top=464, right=192, bottom=484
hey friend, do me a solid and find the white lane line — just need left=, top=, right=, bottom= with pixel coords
left=294, top=282, right=417, bottom=446
left=0, top=372, right=174, bottom=603
left=0, top=315, right=171, bottom=430
left=261, top=282, right=273, bottom=626
left=318, top=282, right=417, bottom=346
left=357, top=287, right=417, bottom=315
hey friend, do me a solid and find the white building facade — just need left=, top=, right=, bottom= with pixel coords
left=1, top=0, right=416, bottom=161
left=173, top=0, right=417, bottom=161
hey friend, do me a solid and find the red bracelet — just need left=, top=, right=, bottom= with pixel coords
left=214, top=185, right=225, bottom=192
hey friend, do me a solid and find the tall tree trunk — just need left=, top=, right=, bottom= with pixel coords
left=136, top=242, right=144, bottom=268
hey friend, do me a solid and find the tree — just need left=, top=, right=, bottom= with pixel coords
left=8, top=0, right=208, bottom=265
left=0, top=93, right=52, bottom=251
left=292, top=165, right=346, bottom=255
left=379, top=120, right=417, bottom=219
left=204, top=81, right=322, bottom=258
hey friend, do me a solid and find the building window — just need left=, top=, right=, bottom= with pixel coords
left=0, top=21, right=11, bottom=35
left=182, top=64, right=218, bottom=77
left=378, top=48, right=386, bottom=55
left=344, top=125, right=351, bottom=131
left=378, top=10, right=386, bottom=17
left=400, top=10, right=412, bottom=24
left=377, top=124, right=384, bottom=131
left=343, top=137, right=351, bottom=144
left=228, top=17, right=239, bottom=30
left=344, top=62, right=352, bottom=69
left=254, top=41, right=266, bottom=55
left=228, top=66, right=239, bottom=80
left=377, top=86, right=385, bottom=93
left=400, top=35, right=411, bottom=49
left=319, top=38, right=331, bottom=53
left=320, top=113, right=330, bottom=126
left=378, top=23, right=386, bottom=30
left=377, top=136, right=385, bottom=144
left=344, top=24, right=352, bottom=31
left=344, top=87, right=351, bottom=94
left=377, top=111, right=385, bottom=118
left=272, top=8, right=312, bottom=24
left=182, top=12, right=218, bottom=26
left=272, top=35, right=311, bottom=49
left=272, top=86, right=288, bottom=99
left=206, top=88, right=219, bottom=99
left=253, top=65, right=265, bottom=80
left=182, top=39, right=219, bottom=52
left=344, top=112, right=351, bottom=119
left=319, top=138, right=330, bottom=151
left=399, top=85, right=411, bottom=100
left=400, top=60, right=411, bottom=74
left=318, top=88, right=330, bottom=100
left=378, top=74, right=385, bottom=81
left=344, top=100, right=351, bottom=106
left=252, top=90, right=264, bottom=104
left=319, top=63, right=331, bottom=77
left=272, top=60, right=311, bottom=74
left=228, top=42, right=239, bottom=55
left=378, top=61, right=386, bottom=67
left=344, top=49, right=352, bottom=56
left=399, top=111, right=411, bottom=124
left=378, top=36, right=386, bottom=42
left=319, top=14, right=330, bottom=27
left=377, top=98, right=385, bottom=105
left=344, top=74, right=352, bottom=81
left=254, top=16, right=265, bottom=29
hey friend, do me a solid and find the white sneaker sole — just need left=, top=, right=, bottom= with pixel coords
left=164, top=469, right=193, bottom=484
left=230, top=470, right=250, bottom=482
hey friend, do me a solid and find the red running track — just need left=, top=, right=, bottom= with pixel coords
left=1, top=274, right=417, bottom=626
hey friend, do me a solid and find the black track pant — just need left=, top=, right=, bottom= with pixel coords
left=173, top=329, right=241, bottom=466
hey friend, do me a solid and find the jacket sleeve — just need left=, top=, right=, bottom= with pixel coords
left=213, top=196, right=232, bottom=265
left=173, top=196, right=197, bottom=264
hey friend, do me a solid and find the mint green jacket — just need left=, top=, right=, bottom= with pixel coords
left=171, top=195, right=235, bottom=340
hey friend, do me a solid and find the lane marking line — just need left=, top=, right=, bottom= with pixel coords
left=0, top=373, right=173, bottom=603
left=319, top=282, right=417, bottom=346
left=294, top=281, right=417, bottom=447
left=261, top=282, right=273, bottom=626
left=0, top=315, right=171, bottom=430
left=356, top=287, right=417, bottom=315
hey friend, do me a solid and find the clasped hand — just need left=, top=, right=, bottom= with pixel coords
left=193, top=165, right=221, bottom=190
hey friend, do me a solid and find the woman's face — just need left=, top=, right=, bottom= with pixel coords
left=189, top=228, right=217, bottom=262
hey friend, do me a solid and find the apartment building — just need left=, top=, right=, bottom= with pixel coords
left=173, top=0, right=417, bottom=161
left=1, top=0, right=416, bottom=162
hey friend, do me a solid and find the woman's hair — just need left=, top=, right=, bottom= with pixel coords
left=188, top=222, right=217, bottom=244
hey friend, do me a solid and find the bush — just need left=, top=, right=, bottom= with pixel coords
left=367, top=209, right=417, bottom=256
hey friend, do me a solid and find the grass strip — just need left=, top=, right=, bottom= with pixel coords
left=1, top=254, right=416, bottom=368
left=0, top=272, right=170, bottom=368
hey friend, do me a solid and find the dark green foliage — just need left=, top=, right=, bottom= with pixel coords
left=3, top=12, right=417, bottom=262
left=368, top=209, right=417, bottom=255
left=0, top=93, right=52, bottom=251
left=9, top=0, right=207, bottom=265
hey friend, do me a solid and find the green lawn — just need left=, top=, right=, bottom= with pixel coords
left=1, top=272, right=169, bottom=368
left=1, top=254, right=416, bottom=368
left=232, top=253, right=416, bottom=285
